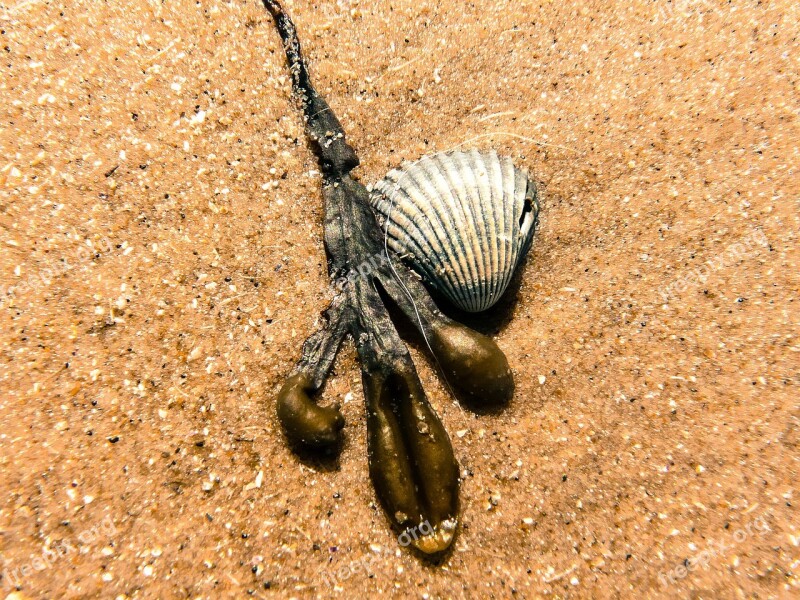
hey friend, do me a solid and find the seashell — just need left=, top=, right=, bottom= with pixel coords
left=369, top=149, right=540, bottom=312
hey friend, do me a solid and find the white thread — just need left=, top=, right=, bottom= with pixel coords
left=451, top=132, right=580, bottom=155
left=382, top=188, right=435, bottom=357
left=381, top=172, right=463, bottom=410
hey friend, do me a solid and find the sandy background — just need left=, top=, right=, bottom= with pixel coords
left=1, top=0, right=798, bottom=598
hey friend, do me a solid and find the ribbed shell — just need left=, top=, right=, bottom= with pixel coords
left=369, top=149, right=539, bottom=312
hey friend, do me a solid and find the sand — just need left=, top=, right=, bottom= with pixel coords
left=0, top=0, right=798, bottom=598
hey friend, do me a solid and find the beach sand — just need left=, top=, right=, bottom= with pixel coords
left=0, top=0, right=797, bottom=597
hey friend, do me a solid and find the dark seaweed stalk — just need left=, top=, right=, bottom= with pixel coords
left=261, top=0, right=514, bottom=555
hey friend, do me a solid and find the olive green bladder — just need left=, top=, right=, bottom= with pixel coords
left=429, top=321, right=515, bottom=407
left=364, top=363, right=459, bottom=555
left=276, top=373, right=344, bottom=449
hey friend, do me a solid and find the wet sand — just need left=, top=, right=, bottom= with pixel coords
left=0, top=0, right=798, bottom=598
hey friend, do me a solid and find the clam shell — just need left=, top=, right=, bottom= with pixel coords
left=369, top=149, right=539, bottom=312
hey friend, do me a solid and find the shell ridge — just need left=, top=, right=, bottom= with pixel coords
left=387, top=188, right=457, bottom=295
left=437, top=152, right=485, bottom=311
left=374, top=182, right=441, bottom=268
left=419, top=156, right=478, bottom=310
left=379, top=192, right=455, bottom=297
left=397, top=161, right=473, bottom=307
left=379, top=173, right=466, bottom=304
left=497, top=155, right=518, bottom=297
left=488, top=151, right=510, bottom=307
left=452, top=150, right=490, bottom=311
left=512, top=167, right=529, bottom=273
left=469, top=149, right=499, bottom=310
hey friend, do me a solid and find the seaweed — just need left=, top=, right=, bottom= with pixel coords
left=262, top=0, right=513, bottom=555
